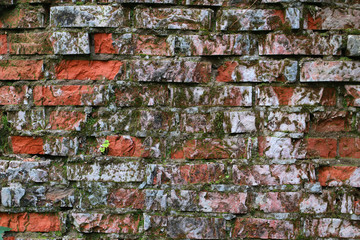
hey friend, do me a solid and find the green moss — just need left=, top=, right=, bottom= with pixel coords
left=0, top=226, right=11, bottom=240
left=345, top=29, right=360, bottom=35
left=81, top=115, right=97, bottom=135
left=54, top=231, right=62, bottom=237
left=138, top=217, right=145, bottom=231
left=305, top=5, right=318, bottom=16
left=134, top=97, right=143, bottom=107
left=0, top=115, right=11, bottom=154
left=339, top=57, right=352, bottom=61
left=0, top=60, right=10, bottom=68
left=213, top=112, right=225, bottom=138
left=319, top=32, right=330, bottom=37
left=280, top=23, right=292, bottom=36
left=295, top=234, right=311, bottom=240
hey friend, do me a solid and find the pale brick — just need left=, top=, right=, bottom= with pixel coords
left=347, top=35, right=360, bottom=56
left=259, top=136, right=306, bottom=159
left=306, top=7, right=360, bottom=30
left=217, top=9, right=287, bottom=31
left=135, top=8, right=213, bottom=30
left=171, top=86, right=252, bottom=107
left=259, top=33, right=343, bottom=55
left=217, top=60, right=297, bottom=82
left=129, top=60, right=211, bottom=83
left=301, top=60, right=360, bottom=82
left=264, top=111, right=308, bottom=132
left=50, top=6, right=127, bottom=27
left=233, top=164, right=315, bottom=185
left=51, top=32, right=90, bottom=55
left=176, top=34, right=257, bottom=56
left=224, top=111, right=256, bottom=133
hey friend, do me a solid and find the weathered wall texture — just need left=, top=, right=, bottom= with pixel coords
left=0, top=0, right=360, bottom=239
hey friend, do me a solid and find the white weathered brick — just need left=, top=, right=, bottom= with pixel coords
left=50, top=6, right=126, bottom=27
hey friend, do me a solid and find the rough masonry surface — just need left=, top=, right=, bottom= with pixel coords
left=0, top=0, right=359, bottom=239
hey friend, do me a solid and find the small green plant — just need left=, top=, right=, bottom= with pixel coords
left=0, top=226, right=11, bottom=240
left=99, top=140, right=110, bottom=154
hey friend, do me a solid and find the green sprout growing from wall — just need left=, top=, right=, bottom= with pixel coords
left=99, top=140, right=110, bottom=154
left=0, top=226, right=11, bottom=240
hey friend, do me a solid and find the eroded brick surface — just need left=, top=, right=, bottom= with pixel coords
left=2, top=0, right=360, bottom=239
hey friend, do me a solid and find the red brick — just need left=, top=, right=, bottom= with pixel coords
left=33, top=85, right=106, bottom=106
left=306, top=138, right=337, bottom=158
left=0, top=7, right=45, bottom=29
left=135, top=35, right=174, bottom=56
left=0, top=34, right=7, bottom=54
left=55, top=60, right=124, bottom=80
left=48, top=111, right=85, bottom=130
left=346, top=85, right=360, bottom=106
left=3, top=237, right=15, bottom=240
left=94, top=33, right=116, bottom=54
left=11, top=136, right=44, bottom=154
left=94, top=33, right=134, bottom=55
left=8, top=32, right=52, bottom=55
left=153, top=163, right=226, bottom=185
left=256, top=86, right=336, bottom=106
left=259, top=33, right=342, bottom=55
left=106, top=135, right=149, bottom=157
left=0, top=213, right=61, bottom=232
left=318, top=166, right=359, bottom=187
left=312, top=112, right=351, bottom=132
left=0, top=60, right=43, bottom=80
left=199, top=192, right=247, bottom=213
left=355, top=200, right=360, bottom=215
left=233, top=218, right=298, bottom=239
left=107, top=188, right=145, bottom=209
left=0, top=86, right=27, bottom=105
left=339, top=138, right=360, bottom=158
left=72, top=213, right=139, bottom=233
left=171, top=138, right=249, bottom=159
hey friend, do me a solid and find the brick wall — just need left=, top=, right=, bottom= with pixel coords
left=0, top=0, right=359, bottom=239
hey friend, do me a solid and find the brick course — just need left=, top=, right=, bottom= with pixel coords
left=1, top=0, right=359, bottom=239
